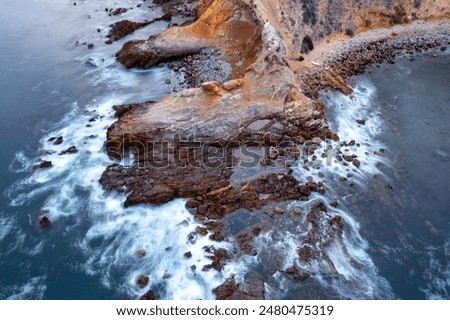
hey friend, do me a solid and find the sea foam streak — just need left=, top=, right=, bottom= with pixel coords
left=8, top=92, right=227, bottom=299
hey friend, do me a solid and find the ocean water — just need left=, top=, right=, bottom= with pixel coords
left=1, top=0, right=223, bottom=300
left=0, top=1, right=449, bottom=300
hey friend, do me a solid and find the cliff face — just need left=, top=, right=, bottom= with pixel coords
left=118, top=0, right=450, bottom=73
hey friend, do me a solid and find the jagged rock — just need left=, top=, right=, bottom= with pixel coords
left=213, top=272, right=265, bottom=300
left=137, top=275, right=149, bottom=288
left=106, top=20, right=152, bottom=43
left=59, top=146, right=78, bottom=155
left=284, top=265, right=310, bottom=282
left=35, top=160, right=52, bottom=169
left=48, top=136, right=64, bottom=145
left=39, top=216, right=51, bottom=229
left=137, top=250, right=146, bottom=258
left=352, top=159, right=361, bottom=168
left=356, top=119, right=366, bottom=125
left=213, top=277, right=239, bottom=300
left=291, top=209, right=302, bottom=219
left=139, top=290, right=156, bottom=300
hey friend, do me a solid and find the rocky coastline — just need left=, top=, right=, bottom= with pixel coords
left=97, top=0, right=450, bottom=299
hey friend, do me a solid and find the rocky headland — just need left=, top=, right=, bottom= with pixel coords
left=99, top=0, right=450, bottom=299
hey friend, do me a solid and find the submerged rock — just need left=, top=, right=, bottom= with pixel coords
left=35, top=160, right=52, bottom=169
left=38, top=216, right=51, bottom=229
left=48, top=136, right=64, bottom=145
left=59, top=146, right=78, bottom=155
left=137, top=275, right=150, bottom=288
left=139, top=290, right=156, bottom=300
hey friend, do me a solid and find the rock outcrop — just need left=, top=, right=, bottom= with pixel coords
left=100, top=0, right=450, bottom=300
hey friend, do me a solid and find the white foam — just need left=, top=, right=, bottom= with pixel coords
left=0, top=217, right=14, bottom=243
left=220, top=80, right=395, bottom=299
left=8, top=90, right=227, bottom=298
left=5, top=276, right=47, bottom=300
left=421, top=243, right=450, bottom=299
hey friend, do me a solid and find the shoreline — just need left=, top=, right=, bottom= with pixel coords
left=99, top=1, right=450, bottom=299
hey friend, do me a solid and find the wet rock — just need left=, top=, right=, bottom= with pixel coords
left=352, top=159, right=361, bottom=168
left=195, top=227, right=208, bottom=236
left=111, top=8, right=128, bottom=16
left=137, top=250, right=146, bottom=258
left=214, top=273, right=265, bottom=300
left=291, top=209, right=302, bottom=219
left=272, top=207, right=285, bottom=215
left=48, top=136, right=64, bottom=145
left=39, top=216, right=51, bottom=229
left=298, top=245, right=313, bottom=262
left=203, top=247, right=229, bottom=271
left=284, top=265, right=310, bottom=282
left=306, top=181, right=318, bottom=192
left=350, top=258, right=363, bottom=270
left=298, top=185, right=311, bottom=197
left=329, top=215, right=344, bottom=231
left=356, top=119, right=366, bottom=125
left=35, top=160, right=52, bottom=169
left=85, top=58, right=98, bottom=68
left=343, top=155, right=354, bottom=162
left=137, top=275, right=150, bottom=288
left=236, top=227, right=261, bottom=256
left=139, top=290, right=156, bottom=300
left=106, top=20, right=152, bottom=43
left=113, top=103, right=147, bottom=118
left=59, top=146, right=78, bottom=155
left=213, top=277, right=239, bottom=300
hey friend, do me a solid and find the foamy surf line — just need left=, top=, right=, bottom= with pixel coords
left=6, top=89, right=231, bottom=299
left=5, top=75, right=395, bottom=300
left=208, top=79, right=395, bottom=299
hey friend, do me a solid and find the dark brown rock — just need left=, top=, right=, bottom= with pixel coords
left=203, top=247, right=229, bottom=271
left=137, top=275, right=150, bottom=288
left=48, top=136, right=64, bottom=145
left=291, top=209, right=302, bottom=219
left=284, top=265, right=310, bottom=282
left=59, top=146, right=78, bottom=155
left=213, top=277, right=239, bottom=300
left=139, top=290, right=156, bottom=300
left=356, top=119, right=366, bottom=125
left=137, top=250, right=146, bottom=258
left=106, top=20, right=151, bottom=42
left=39, top=216, right=51, bottom=229
left=35, top=160, right=52, bottom=169
left=111, top=8, right=128, bottom=16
